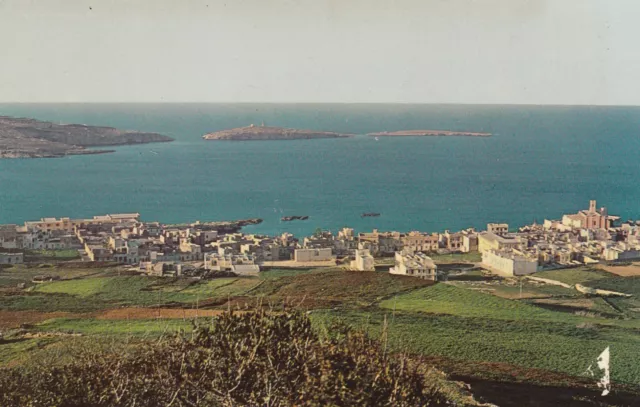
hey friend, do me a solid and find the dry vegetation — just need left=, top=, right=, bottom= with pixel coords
left=0, top=310, right=479, bottom=407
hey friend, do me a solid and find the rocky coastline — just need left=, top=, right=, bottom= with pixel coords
left=0, top=116, right=174, bottom=159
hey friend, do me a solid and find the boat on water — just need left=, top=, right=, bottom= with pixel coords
left=361, top=212, right=381, bottom=218
left=281, top=215, right=309, bottom=222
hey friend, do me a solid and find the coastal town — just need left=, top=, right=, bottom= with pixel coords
left=1, top=200, right=638, bottom=283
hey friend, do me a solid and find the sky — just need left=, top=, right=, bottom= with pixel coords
left=1, top=0, right=638, bottom=104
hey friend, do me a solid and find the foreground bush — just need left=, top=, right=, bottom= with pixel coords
left=0, top=310, right=474, bottom=406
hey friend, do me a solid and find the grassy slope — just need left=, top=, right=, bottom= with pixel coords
left=536, top=267, right=640, bottom=317
left=535, top=267, right=611, bottom=286
left=379, top=283, right=584, bottom=322
left=314, top=309, right=640, bottom=385
left=372, top=283, right=640, bottom=384
left=0, top=264, right=108, bottom=288
left=2, top=275, right=261, bottom=312
left=36, top=317, right=193, bottom=336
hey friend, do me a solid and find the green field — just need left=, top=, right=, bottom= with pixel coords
left=363, top=282, right=640, bottom=384
left=35, top=317, right=193, bottom=337
left=429, top=252, right=482, bottom=264
left=380, top=283, right=587, bottom=323
left=29, top=275, right=265, bottom=309
left=536, top=267, right=612, bottom=286
left=313, top=309, right=640, bottom=385
left=0, top=264, right=109, bottom=288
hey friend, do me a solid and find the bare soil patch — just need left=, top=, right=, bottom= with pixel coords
left=596, top=263, right=640, bottom=277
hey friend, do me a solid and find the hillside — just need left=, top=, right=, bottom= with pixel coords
left=2, top=261, right=640, bottom=406
left=0, top=116, right=173, bottom=158
left=202, top=125, right=353, bottom=140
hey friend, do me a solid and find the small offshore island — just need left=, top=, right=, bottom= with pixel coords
left=0, top=116, right=173, bottom=159
left=203, top=124, right=353, bottom=140
left=368, top=129, right=492, bottom=137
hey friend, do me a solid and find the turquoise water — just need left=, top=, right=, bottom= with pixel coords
left=1, top=103, right=639, bottom=237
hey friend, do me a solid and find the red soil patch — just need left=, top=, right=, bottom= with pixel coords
left=0, top=310, right=80, bottom=329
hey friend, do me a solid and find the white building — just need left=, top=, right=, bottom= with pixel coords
left=206, top=253, right=260, bottom=276
left=294, top=248, right=333, bottom=262
left=481, top=249, right=538, bottom=277
left=350, top=249, right=374, bottom=271
left=389, top=251, right=439, bottom=281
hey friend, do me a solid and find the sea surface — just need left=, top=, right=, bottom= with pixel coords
left=1, top=103, right=639, bottom=237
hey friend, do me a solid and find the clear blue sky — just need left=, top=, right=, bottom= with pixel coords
left=1, top=0, right=638, bottom=104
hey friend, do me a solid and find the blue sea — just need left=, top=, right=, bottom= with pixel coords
left=1, top=103, right=639, bottom=237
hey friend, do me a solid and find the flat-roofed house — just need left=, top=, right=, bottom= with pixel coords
left=294, top=248, right=333, bottom=262
left=443, top=231, right=464, bottom=251
left=350, top=249, right=375, bottom=271
left=389, top=250, right=440, bottom=281
left=481, top=249, right=538, bottom=277
left=400, top=231, right=439, bottom=253
left=487, top=223, right=509, bottom=236
left=478, top=232, right=520, bottom=253
left=206, top=253, right=260, bottom=276
left=358, top=230, right=403, bottom=255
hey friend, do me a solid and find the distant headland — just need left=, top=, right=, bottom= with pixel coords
left=367, top=130, right=492, bottom=137
left=0, top=116, right=174, bottom=159
left=202, top=124, right=353, bottom=140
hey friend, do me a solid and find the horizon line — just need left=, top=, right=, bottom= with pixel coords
left=1, top=101, right=640, bottom=108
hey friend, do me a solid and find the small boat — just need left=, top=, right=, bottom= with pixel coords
left=361, top=212, right=381, bottom=218
left=281, top=215, right=309, bottom=222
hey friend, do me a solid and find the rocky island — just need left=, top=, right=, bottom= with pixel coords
left=203, top=124, right=353, bottom=140
left=368, top=130, right=492, bottom=137
left=0, top=116, right=174, bottom=159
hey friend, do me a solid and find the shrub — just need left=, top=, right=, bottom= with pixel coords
left=0, top=310, right=470, bottom=406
